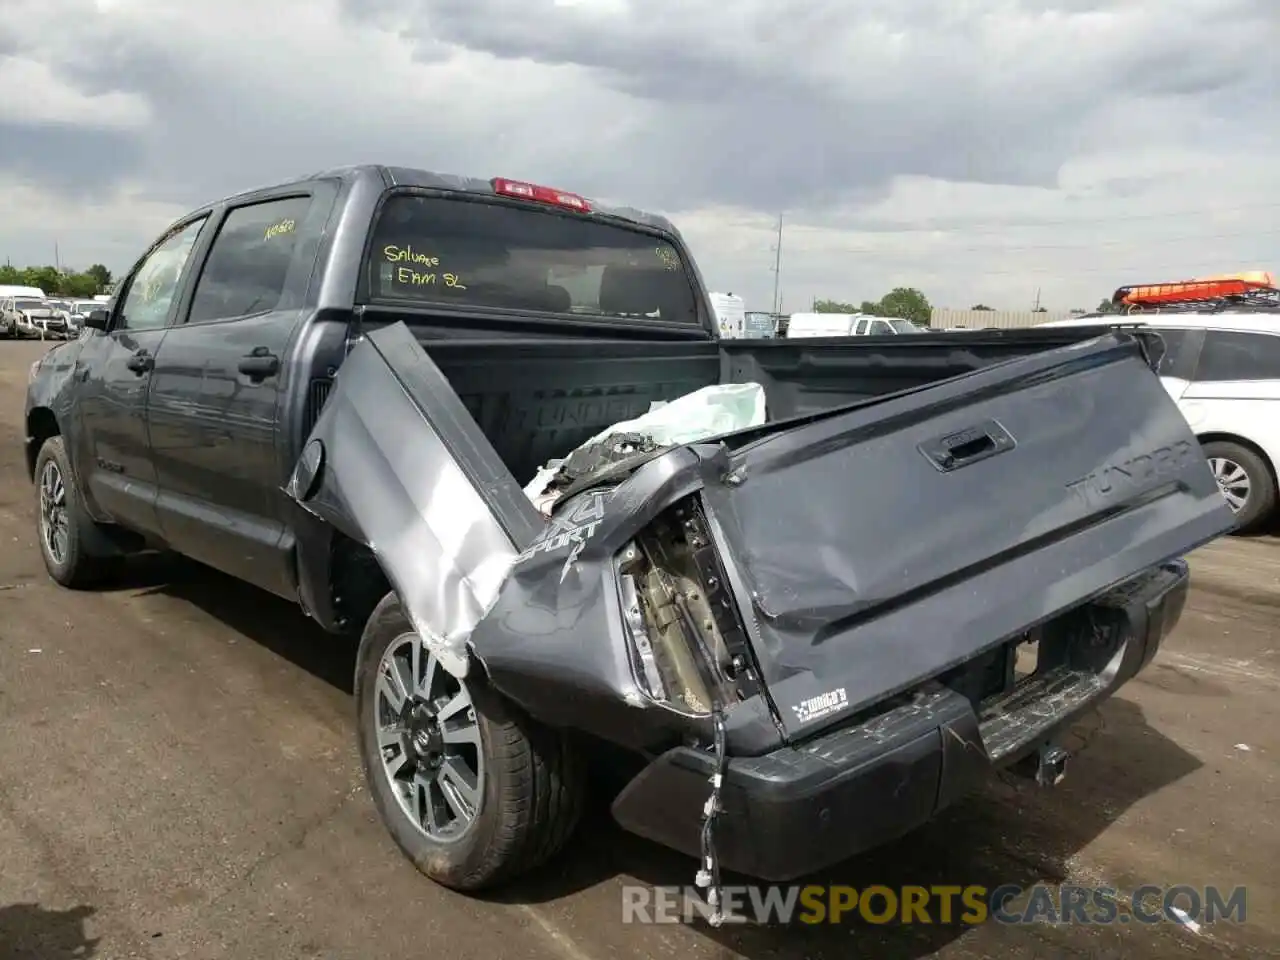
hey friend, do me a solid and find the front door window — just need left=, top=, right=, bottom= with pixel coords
left=117, top=218, right=208, bottom=331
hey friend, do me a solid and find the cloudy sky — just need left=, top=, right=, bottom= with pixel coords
left=1, top=0, right=1276, bottom=312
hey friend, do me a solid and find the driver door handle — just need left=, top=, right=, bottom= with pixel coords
left=125, top=351, right=154, bottom=374
left=238, top=347, right=280, bottom=380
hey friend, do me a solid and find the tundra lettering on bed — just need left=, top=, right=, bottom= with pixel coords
left=24, top=164, right=1235, bottom=900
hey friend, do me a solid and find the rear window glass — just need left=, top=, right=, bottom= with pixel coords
left=365, top=195, right=700, bottom=323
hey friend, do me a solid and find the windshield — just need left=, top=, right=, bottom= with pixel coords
left=15, top=299, right=44, bottom=311
left=365, top=195, right=700, bottom=324
left=887, top=318, right=925, bottom=333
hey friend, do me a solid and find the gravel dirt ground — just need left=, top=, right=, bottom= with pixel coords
left=1, top=338, right=1275, bottom=959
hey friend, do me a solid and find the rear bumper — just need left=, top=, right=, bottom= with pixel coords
left=611, top=559, right=1189, bottom=881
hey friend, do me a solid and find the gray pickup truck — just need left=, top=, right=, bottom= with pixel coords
left=25, top=164, right=1234, bottom=896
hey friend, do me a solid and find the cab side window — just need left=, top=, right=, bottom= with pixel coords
left=1194, top=331, right=1280, bottom=381
left=116, top=218, right=208, bottom=331
left=187, top=196, right=312, bottom=324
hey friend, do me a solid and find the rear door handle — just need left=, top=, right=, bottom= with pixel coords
left=125, top=351, right=154, bottom=374
left=238, top=348, right=280, bottom=380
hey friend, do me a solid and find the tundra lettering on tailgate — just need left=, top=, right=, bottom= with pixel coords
left=1065, top=440, right=1195, bottom=504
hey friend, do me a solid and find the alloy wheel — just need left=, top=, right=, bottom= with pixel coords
left=39, top=459, right=69, bottom=566
left=374, top=632, right=484, bottom=842
left=1208, top=456, right=1251, bottom=513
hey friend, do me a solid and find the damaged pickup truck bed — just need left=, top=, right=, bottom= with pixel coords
left=25, top=165, right=1235, bottom=895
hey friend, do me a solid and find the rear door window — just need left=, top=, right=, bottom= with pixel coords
left=187, top=196, right=313, bottom=324
left=364, top=195, right=700, bottom=324
left=1193, top=331, right=1280, bottom=381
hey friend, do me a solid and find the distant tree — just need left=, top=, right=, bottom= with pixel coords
left=21, top=265, right=61, bottom=292
left=0, top=263, right=112, bottom=296
left=60, top=272, right=100, bottom=297
left=969, top=303, right=995, bottom=311
left=1095, top=297, right=1118, bottom=314
left=876, top=287, right=932, bottom=326
left=813, top=299, right=859, bottom=313
left=813, top=288, right=933, bottom=326
left=86, top=264, right=113, bottom=290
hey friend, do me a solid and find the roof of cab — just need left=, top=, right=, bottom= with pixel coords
left=213, top=163, right=679, bottom=235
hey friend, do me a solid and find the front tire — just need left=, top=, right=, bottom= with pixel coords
left=1203, top=440, right=1277, bottom=535
left=34, top=437, right=115, bottom=588
left=354, top=592, right=585, bottom=891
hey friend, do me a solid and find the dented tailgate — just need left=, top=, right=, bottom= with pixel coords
left=700, top=331, right=1235, bottom=743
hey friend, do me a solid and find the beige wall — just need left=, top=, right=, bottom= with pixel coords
left=929, top=308, right=1081, bottom=330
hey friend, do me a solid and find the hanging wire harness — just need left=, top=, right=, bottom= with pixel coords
left=614, top=495, right=761, bottom=927
left=694, top=706, right=730, bottom=925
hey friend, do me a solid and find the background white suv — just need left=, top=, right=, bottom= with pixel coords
left=1040, top=313, right=1280, bottom=534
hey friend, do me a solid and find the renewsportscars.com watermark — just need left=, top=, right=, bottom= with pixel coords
left=621, top=883, right=1248, bottom=927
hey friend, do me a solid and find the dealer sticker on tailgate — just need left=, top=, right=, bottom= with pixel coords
left=791, top=687, right=849, bottom=724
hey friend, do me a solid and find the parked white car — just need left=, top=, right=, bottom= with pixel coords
left=1039, top=312, right=1280, bottom=533
left=60, top=299, right=103, bottom=338
left=1, top=296, right=63, bottom=339
left=786, top=312, right=925, bottom=337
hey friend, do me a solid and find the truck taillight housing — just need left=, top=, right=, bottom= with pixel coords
left=614, top=496, right=761, bottom=717
left=491, top=177, right=591, bottom=213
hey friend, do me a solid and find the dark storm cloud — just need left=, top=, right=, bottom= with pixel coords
left=0, top=122, right=144, bottom=195
left=1, top=0, right=1275, bottom=225
left=331, top=0, right=1276, bottom=214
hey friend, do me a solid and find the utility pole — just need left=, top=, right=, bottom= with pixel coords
left=55, top=242, right=61, bottom=273
left=770, top=213, right=784, bottom=315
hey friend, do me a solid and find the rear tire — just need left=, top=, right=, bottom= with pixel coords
left=354, top=592, right=585, bottom=891
left=34, top=437, right=116, bottom=588
left=1202, top=440, right=1276, bottom=535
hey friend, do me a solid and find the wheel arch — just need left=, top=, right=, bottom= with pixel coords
left=26, top=406, right=61, bottom=482
left=328, top=537, right=499, bottom=690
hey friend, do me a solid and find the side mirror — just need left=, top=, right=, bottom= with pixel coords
left=84, top=309, right=110, bottom=331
